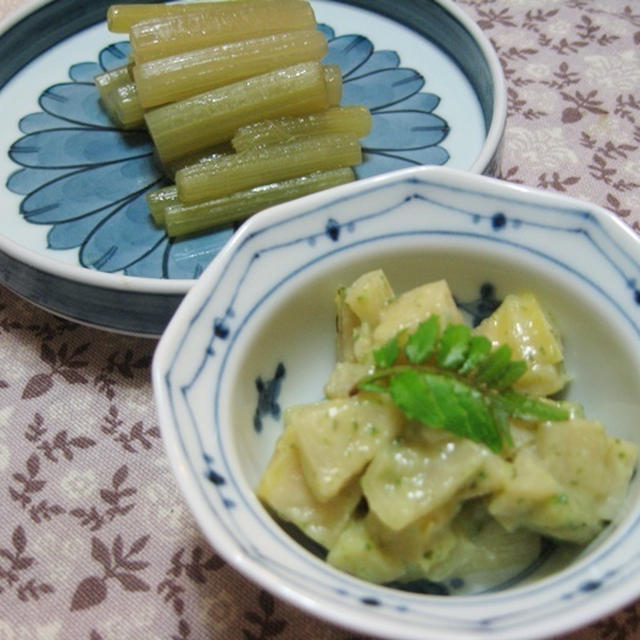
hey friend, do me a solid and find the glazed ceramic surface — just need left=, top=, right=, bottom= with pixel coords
left=0, top=0, right=504, bottom=335
left=152, top=165, right=640, bottom=640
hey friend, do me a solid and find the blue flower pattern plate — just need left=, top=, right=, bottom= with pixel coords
left=0, top=0, right=505, bottom=335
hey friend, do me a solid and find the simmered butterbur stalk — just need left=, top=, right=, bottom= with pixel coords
left=129, top=0, right=316, bottom=63
left=232, top=106, right=372, bottom=151
left=146, top=185, right=178, bottom=225
left=107, top=1, right=257, bottom=33
left=323, top=65, right=342, bottom=106
left=163, top=168, right=355, bottom=237
left=135, top=29, right=328, bottom=108
left=94, top=63, right=132, bottom=98
left=110, top=82, right=145, bottom=129
left=94, top=64, right=134, bottom=125
left=176, top=132, right=362, bottom=204
left=161, top=143, right=234, bottom=180
left=144, top=61, right=331, bottom=164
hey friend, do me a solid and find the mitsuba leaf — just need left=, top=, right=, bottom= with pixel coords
left=494, top=360, right=528, bottom=389
left=405, top=315, right=439, bottom=364
left=475, top=344, right=512, bottom=384
left=374, top=335, right=400, bottom=368
left=436, top=324, right=471, bottom=370
left=488, top=400, right=514, bottom=449
left=388, top=370, right=502, bottom=452
left=388, top=370, right=444, bottom=426
left=495, top=390, right=569, bottom=422
left=458, top=335, right=492, bottom=375
left=357, top=313, right=568, bottom=452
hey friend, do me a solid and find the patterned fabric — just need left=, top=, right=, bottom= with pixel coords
left=0, top=0, right=639, bottom=638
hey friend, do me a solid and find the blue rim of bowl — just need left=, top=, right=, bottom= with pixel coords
left=0, top=0, right=505, bottom=336
left=153, top=165, right=640, bottom=639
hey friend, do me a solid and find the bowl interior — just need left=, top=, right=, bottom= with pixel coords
left=220, top=233, right=640, bottom=593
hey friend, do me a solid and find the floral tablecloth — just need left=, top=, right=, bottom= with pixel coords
left=1, top=1, right=639, bottom=639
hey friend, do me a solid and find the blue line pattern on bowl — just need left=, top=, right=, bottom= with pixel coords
left=157, top=171, right=640, bottom=634
left=6, top=25, right=449, bottom=279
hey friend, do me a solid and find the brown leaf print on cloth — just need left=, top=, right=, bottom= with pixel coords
left=560, top=89, right=608, bottom=123
left=22, top=341, right=90, bottom=399
left=100, top=404, right=161, bottom=453
left=0, top=526, right=54, bottom=602
left=8, top=412, right=97, bottom=523
left=94, top=348, right=152, bottom=401
left=70, top=534, right=151, bottom=611
left=157, top=543, right=225, bottom=637
left=243, top=590, right=288, bottom=640
left=460, top=0, right=640, bottom=229
left=69, top=464, right=136, bottom=531
left=8, top=453, right=66, bottom=524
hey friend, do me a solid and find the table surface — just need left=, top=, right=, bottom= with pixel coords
left=1, top=1, right=640, bottom=638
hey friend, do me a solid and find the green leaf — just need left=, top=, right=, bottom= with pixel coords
left=388, top=369, right=444, bottom=426
left=458, top=335, right=492, bottom=375
left=436, top=324, right=471, bottom=370
left=388, top=370, right=503, bottom=452
left=358, top=381, right=389, bottom=394
left=476, top=344, right=512, bottom=384
left=405, top=315, right=439, bottom=364
left=423, top=372, right=472, bottom=435
left=494, top=360, right=528, bottom=389
left=445, top=376, right=502, bottom=452
left=490, top=401, right=514, bottom=449
left=495, top=390, right=570, bottom=421
left=357, top=313, right=568, bottom=453
left=373, top=335, right=400, bottom=368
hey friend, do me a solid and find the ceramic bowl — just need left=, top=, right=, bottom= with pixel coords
left=152, top=165, right=640, bottom=639
left=0, top=0, right=505, bottom=335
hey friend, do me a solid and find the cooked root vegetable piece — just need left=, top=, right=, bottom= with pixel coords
left=372, top=279, right=464, bottom=351
left=475, top=292, right=568, bottom=396
left=129, top=0, right=317, bottom=63
left=144, top=61, right=332, bottom=163
left=344, top=268, right=394, bottom=327
left=326, top=517, right=407, bottom=583
left=134, top=29, right=328, bottom=108
left=163, top=168, right=355, bottom=237
left=334, top=286, right=361, bottom=363
left=175, top=132, right=362, bottom=203
left=328, top=503, right=461, bottom=583
left=231, top=106, right=372, bottom=151
left=287, top=394, right=404, bottom=502
left=258, top=423, right=362, bottom=549
left=362, top=437, right=494, bottom=531
left=324, top=362, right=374, bottom=399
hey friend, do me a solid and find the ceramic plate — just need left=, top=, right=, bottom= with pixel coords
left=0, top=0, right=505, bottom=336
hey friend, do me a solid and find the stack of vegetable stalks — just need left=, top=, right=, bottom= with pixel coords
left=96, top=0, right=372, bottom=238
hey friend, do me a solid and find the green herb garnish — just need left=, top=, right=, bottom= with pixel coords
left=357, top=315, right=569, bottom=452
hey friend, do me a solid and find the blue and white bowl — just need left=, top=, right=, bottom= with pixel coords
left=152, top=165, right=640, bottom=639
